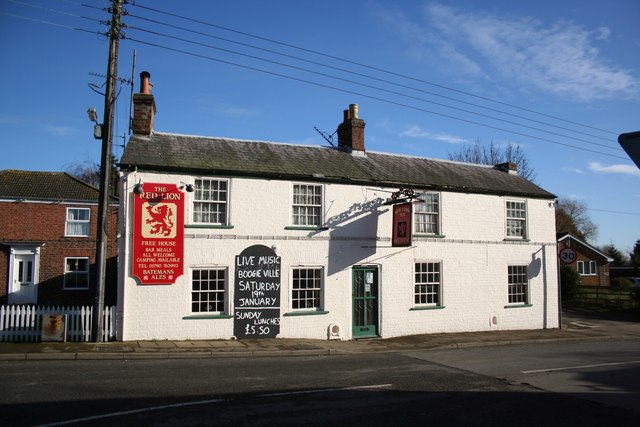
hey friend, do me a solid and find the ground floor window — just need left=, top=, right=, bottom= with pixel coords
left=64, top=257, right=89, bottom=289
left=508, top=265, right=528, bottom=304
left=292, top=267, right=323, bottom=310
left=415, top=261, right=441, bottom=306
left=192, top=268, right=227, bottom=313
left=577, top=260, right=597, bottom=276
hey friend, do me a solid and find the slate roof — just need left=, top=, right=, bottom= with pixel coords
left=120, top=132, right=556, bottom=199
left=0, top=170, right=100, bottom=202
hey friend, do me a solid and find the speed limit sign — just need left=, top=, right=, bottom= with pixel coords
left=559, top=247, right=577, bottom=264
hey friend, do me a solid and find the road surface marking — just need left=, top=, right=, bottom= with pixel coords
left=522, top=360, right=640, bottom=374
left=34, top=384, right=393, bottom=426
left=34, top=398, right=227, bottom=427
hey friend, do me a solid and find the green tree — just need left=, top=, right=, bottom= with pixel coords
left=602, top=244, right=627, bottom=266
left=630, top=240, right=640, bottom=275
left=560, top=264, right=581, bottom=303
left=447, top=140, right=537, bottom=183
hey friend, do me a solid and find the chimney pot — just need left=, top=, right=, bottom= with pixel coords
left=140, top=71, right=152, bottom=95
left=349, top=103, right=359, bottom=119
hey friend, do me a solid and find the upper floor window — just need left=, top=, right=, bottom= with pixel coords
left=193, top=179, right=228, bottom=225
left=415, top=261, right=442, bottom=306
left=192, top=268, right=227, bottom=313
left=65, top=208, right=90, bottom=237
left=292, top=184, right=322, bottom=227
left=292, top=267, right=323, bottom=311
left=577, top=260, right=597, bottom=276
left=507, top=265, right=528, bottom=304
left=506, top=200, right=527, bottom=238
left=64, top=257, right=89, bottom=289
left=414, top=193, right=440, bottom=235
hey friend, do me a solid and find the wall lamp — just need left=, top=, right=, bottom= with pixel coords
left=133, top=183, right=144, bottom=195
left=132, top=181, right=194, bottom=195
left=179, top=182, right=195, bottom=192
left=87, top=107, right=102, bottom=140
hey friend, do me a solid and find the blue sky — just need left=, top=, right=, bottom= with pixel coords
left=1, top=0, right=639, bottom=253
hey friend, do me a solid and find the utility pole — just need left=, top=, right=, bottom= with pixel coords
left=92, top=0, right=122, bottom=342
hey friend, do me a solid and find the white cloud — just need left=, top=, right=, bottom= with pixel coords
left=596, top=27, right=611, bottom=41
left=45, top=125, right=77, bottom=137
left=401, top=125, right=467, bottom=144
left=561, top=166, right=585, bottom=174
left=382, top=2, right=638, bottom=101
left=588, top=162, right=640, bottom=176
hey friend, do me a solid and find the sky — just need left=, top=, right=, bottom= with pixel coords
left=1, top=0, right=639, bottom=253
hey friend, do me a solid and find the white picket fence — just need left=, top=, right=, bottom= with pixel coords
left=0, top=305, right=117, bottom=342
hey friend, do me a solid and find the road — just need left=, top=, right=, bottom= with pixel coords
left=1, top=338, right=639, bottom=427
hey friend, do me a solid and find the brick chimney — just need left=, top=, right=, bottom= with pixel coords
left=337, top=103, right=366, bottom=155
left=131, top=71, right=156, bottom=135
left=495, top=162, right=518, bottom=174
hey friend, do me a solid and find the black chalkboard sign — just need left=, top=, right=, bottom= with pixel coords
left=234, top=245, right=281, bottom=339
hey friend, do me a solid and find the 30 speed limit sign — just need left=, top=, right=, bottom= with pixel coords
left=559, top=247, right=577, bottom=264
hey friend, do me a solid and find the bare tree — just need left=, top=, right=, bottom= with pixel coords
left=448, top=140, right=537, bottom=183
left=555, top=198, right=598, bottom=242
left=64, top=158, right=100, bottom=188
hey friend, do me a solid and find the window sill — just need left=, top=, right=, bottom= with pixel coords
left=503, top=238, right=530, bottom=242
left=284, top=226, right=329, bottom=231
left=504, top=304, right=532, bottom=309
left=284, top=310, right=329, bottom=317
left=185, top=224, right=234, bottom=229
left=410, top=305, right=445, bottom=311
left=182, top=314, right=233, bottom=320
left=413, top=234, right=446, bottom=238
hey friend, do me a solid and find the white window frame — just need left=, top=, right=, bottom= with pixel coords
left=291, top=183, right=323, bottom=227
left=414, top=261, right=442, bottom=307
left=65, top=207, right=91, bottom=237
left=506, top=200, right=527, bottom=239
left=291, top=266, right=324, bottom=311
left=507, top=264, right=529, bottom=305
left=192, top=178, right=229, bottom=225
left=414, top=192, right=440, bottom=235
left=577, top=260, right=597, bottom=276
left=63, top=257, right=90, bottom=290
left=191, top=267, right=228, bottom=314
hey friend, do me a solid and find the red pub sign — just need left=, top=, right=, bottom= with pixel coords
left=132, top=183, right=185, bottom=285
left=392, top=202, right=412, bottom=247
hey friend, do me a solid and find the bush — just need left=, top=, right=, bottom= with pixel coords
left=560, top=264, right=581, bottom=303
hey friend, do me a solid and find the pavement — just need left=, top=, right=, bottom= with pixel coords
left=1, top=309, right=639, bottom=361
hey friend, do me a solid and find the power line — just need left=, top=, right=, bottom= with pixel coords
left=126, top=23, right=622, bottom=153
left=125, top=11, right=616, bottom=145
left=126, top=35, right=630, bottom=161
left=4, top=1, right=631, bottom=161
left=128, top=1, right=620, bottom=137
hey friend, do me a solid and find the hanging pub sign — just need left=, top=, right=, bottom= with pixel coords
left=392, top=202, right=412, bottom=247
left=234, top=245, right=281, bottom=339
left=132, top=182, right=185, bottom=285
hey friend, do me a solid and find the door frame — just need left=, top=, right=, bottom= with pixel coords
left=7, top=246, right=41, bottom=305
left=351, top=265, right=380, bottom=339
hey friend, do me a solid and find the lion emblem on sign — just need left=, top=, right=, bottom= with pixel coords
left=142, top=203, right=175, bottom=238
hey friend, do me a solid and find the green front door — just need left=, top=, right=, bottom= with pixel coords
left=352, top=267, right=379, bottom=338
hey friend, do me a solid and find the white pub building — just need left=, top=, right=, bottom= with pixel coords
left=116, top=72, right=559, bottom=341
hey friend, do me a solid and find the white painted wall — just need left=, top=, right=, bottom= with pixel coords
left=117, top=171, right=558, bottom=341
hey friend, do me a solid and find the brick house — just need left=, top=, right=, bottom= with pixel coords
left=557, top=233, right=612, bottom=287
left=0, top=170, right=118, bottom=306
left=116, top=73, right=559, bottom=341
